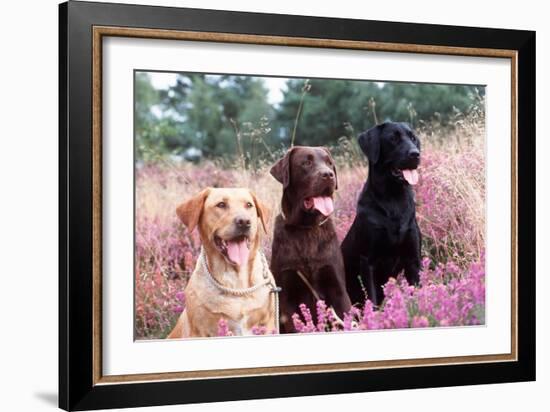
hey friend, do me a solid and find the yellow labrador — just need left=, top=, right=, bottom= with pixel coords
left=167, top=188, right=278, bottom=338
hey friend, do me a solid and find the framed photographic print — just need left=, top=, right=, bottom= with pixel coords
left=59, top=1, right=535, bottom=410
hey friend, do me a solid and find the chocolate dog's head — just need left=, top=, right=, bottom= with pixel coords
left=270, top=146, right=338, bottom=225
left=358, top=122, right=421, bottom=186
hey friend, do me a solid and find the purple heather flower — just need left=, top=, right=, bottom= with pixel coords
left=175, top=291, right=185, bottom=302
left=412, top=316, right=429, bottom=328
left=292, top=313, right=307, bottom=333
left=217, top=318, right=232, bottom=336
left=316, top=300, right=328, bottom=332
left=251, top=325, right=268, bottom=335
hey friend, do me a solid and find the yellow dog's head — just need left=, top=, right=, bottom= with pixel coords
left=176, top=188, right=269, bottom=268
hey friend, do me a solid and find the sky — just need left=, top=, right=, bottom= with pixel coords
left=148, top=72, right=288, bottom=105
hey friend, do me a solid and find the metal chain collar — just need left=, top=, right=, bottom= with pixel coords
left=200, top=248, right=281, bottom=333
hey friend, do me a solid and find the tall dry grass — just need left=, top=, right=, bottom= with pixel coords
left=415, top=106, right=486, bottom=266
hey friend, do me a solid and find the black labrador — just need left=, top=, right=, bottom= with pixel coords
left=341, top=122, right=422, bottom=307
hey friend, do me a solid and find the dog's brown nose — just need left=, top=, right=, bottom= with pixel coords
left=235, top=216, right=251, bottom=229
left=321, top=170, right=334, bottom=180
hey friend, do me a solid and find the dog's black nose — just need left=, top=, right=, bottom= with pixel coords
left=321, top=170, right=334, bottom=180
left=235, top=217, right=251, bottom=229
left=408, top=149, right=420, bottom=159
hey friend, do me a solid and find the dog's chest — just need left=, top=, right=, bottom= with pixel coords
left=205, top=280, right=271, bottom=316
left=365, top=205, right=414, bottom=245
left=387, top=213, right=412, bottom=241
left=274, top=222, right=338, bottom=270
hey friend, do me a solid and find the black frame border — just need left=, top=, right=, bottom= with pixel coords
left=59, top=1, right=535, bottom=410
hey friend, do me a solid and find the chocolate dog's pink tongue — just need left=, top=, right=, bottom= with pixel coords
left=304, top=196, right=334, bottom=216
left=226, top=239, right=249, bottom=266
left=402, top=169, right=419, bottom=185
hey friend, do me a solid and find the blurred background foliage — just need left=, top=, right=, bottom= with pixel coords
left=135, top=71, right=484, bottom=162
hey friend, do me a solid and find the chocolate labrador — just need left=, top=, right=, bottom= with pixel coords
left=341, top=122, right=422, bottom=307
left=270, top=146, right=351, bottom=332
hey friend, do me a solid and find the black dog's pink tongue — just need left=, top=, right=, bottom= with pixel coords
left=304, top=196, right=334, bottom=216
left=226, top=239, right=249, bottom=266
left=402, top=169, right=419, bottom=185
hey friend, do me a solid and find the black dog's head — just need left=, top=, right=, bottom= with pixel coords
left=358, top=122, right=421, bottom=185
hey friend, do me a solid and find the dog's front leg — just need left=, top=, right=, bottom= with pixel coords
left=316, top=265, right=352, bottom=318
left=341, top=221, right=364, bottom=305
left=359, top=256, right=380, bottom=306
left=404, top=260, right=420, bottom=287
left=403, top=227, right=421, bottom=287
left=276, top=269, right=311, bottom=333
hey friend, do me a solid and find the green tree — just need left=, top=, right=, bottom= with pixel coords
left=135, top=71, right=483, bottom=162
left=142, top=74, right=275, bottom=160
left=274, top=78, right=481, bottom=148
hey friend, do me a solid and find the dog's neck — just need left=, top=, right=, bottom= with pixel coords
left=366, top=165, right=413, bottom=200
left=361, top=166, right=415, bottom=220
left=202, top=242, right=261, bottom=289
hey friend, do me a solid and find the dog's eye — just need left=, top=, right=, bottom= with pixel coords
left=407, top=131, right=419, bottom=144
left=392, top=132, right=401, bottom=143
left=216, top=202, right=227, bottom=209
left=302, top=160, right=312, bottom=167
left=245, top=202, right=254, bottom=209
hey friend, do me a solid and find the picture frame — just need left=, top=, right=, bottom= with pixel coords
left=59, top=1, right=535, bottom=410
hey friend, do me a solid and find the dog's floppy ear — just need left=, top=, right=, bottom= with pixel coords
left=270, top=147, right=296, bottom=189
left=321, top=146, right=338, bottom=190
left=176, top=188, right=211, bottom=232
left=250, top=191, right=270, bottom=233
left=358, top=124, right=383, bottom=166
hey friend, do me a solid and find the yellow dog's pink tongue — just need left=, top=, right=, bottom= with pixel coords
left=226, top=239, right=249, bottom=266
left=304, top=196, right=334, bottom=216
left=402, top=169, right=419, bottom=185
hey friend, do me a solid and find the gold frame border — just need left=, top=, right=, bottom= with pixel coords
left=92, top=26, right=518, bottom=386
